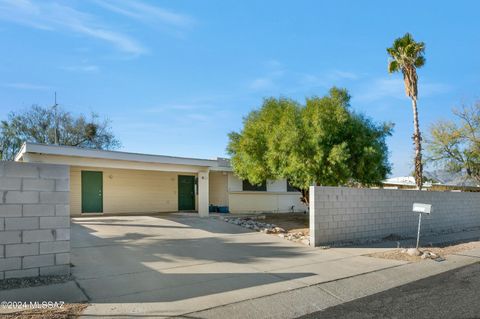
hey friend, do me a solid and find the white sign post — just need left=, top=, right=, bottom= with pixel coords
left=413, top=203, right=432, bottom=249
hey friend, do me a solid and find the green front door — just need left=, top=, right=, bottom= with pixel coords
left=178, top=175, right=195, bottom=210
left=82, top=171, right=103, bottom=213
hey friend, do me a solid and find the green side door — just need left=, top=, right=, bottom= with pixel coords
left=82, top=171, right=103, bottom=213
left=178, top=175, right=195, bottom=210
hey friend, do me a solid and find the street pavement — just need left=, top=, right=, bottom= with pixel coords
left=298, top=262, right=480, bottom=319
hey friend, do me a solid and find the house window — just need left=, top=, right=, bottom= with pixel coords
left=242, top=180, right=267, bottom=191
left=287, top=180, right=298, bottom=192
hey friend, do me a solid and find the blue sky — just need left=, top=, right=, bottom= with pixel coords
left=0, top=0, right=479, bottom=176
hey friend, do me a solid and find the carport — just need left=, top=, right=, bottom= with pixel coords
left=15, top=143, right=231, bottom=217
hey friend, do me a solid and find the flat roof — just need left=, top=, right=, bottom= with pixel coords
left=15, top=142, right=232, bottom=170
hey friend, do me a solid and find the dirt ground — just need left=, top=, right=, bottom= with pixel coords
left=2, top=303, right=87, bottom=319
left=368, top=240, right=480, bottom=262
left=261, top=213, right=309, bottom=235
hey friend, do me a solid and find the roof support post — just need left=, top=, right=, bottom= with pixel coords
left=198, top=171, right=209, bottom=217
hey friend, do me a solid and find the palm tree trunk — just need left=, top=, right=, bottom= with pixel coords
left=411, top=96, right=423, bottom=189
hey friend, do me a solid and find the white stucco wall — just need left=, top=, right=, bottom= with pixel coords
left=70, top=166, right=198, bottom=216
left=227, top=173, right=243, bottom=192
left=227, top=173, right=305, bottom=213
left=267, top=180, right=286, bottom=192
left=209, top=171, right=228, bottom=206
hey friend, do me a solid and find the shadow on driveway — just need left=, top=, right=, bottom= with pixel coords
left=71, top=215, right=316, bottom=304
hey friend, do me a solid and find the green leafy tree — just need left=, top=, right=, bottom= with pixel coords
left=387, top=33, right=426, bottom=189
left=227, top=87, right=393, bottom=205
left=427, top=102, right=480, bottom=182
left=0, top=105, right=120, bottom=160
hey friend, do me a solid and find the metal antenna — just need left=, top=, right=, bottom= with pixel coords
left=53, top=92, right=59, bottom=145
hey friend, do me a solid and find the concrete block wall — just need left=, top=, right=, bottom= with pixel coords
left=0, top=162, right=70, bottom=280
left=310, top=186, right=480, bottom=246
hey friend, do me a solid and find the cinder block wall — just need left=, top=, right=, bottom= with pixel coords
left=0, top=162, right=70, bottom=280
left=309, top=186, right=480, bottom=246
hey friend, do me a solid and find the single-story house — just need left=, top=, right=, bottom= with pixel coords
left=15, top=143, right=304, bottom=216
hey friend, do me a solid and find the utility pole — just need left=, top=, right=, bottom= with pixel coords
left=53, top=92, right=59, bottom=145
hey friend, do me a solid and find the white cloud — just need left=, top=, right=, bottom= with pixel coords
left=248, top=60, right=286, bottom=91
left=299, top=70, right=359, bottom=87
left=0, top=0, right=148, bottom=55
left=92, top=0, right=194, bottom=28
left=142, top=98, right=233, bottom=125
left=249, top=77, right=276, bottom=90
left=71, top=23, right=146, bottom=55
left=145, top=103, right=214, bottom=113
left=354, top=77, right=452, bottom=102
left=298, top=74, right=327, bottom=88
left=0, top=0, right=52, bottom=30
left=186, top=113, right=209, bottom=122
left=330, top=70, right=358, bottom=80
left=264, top=59, right=285, bottom=72
left=249, top=62, right=359, bottom=93
left=421, top=82, right=452, bottom=97
left=2, top=82, right=50, bottom=90
left=61, top=64, right=99, bottom=73
left=354, top=78, right=406, bottom=102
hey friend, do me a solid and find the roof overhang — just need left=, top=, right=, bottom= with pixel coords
left=15, top=143, right=232, bottom=172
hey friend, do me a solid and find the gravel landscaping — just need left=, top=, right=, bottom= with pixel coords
left=221, top=213, right=310, bottom=245
left=2, top=303, right=87, bottom=319
left=367, top=240, right=480, bottom=262
left=0, top=275, right=73, bottom=291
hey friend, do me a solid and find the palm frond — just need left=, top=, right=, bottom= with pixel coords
left=387, top=60, right=399, bottom=73
left=414, top=56, right=426, bottom=68
left=386, top=33, right=426, bottom=71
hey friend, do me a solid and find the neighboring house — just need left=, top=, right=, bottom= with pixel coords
left=15, top=143, right=304, bottom=216
left=383, top=176, right=480, bottom=192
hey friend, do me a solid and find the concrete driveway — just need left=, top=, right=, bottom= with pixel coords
left=70, top=214, right=405, bottom=317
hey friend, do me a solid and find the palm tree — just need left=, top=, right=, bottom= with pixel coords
left=387, top=33, right=426, bottom=189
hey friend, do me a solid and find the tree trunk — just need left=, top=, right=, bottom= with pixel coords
left=411, top=96, right=423, bottom=189
left=300, top=189, right=309, bottom=206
